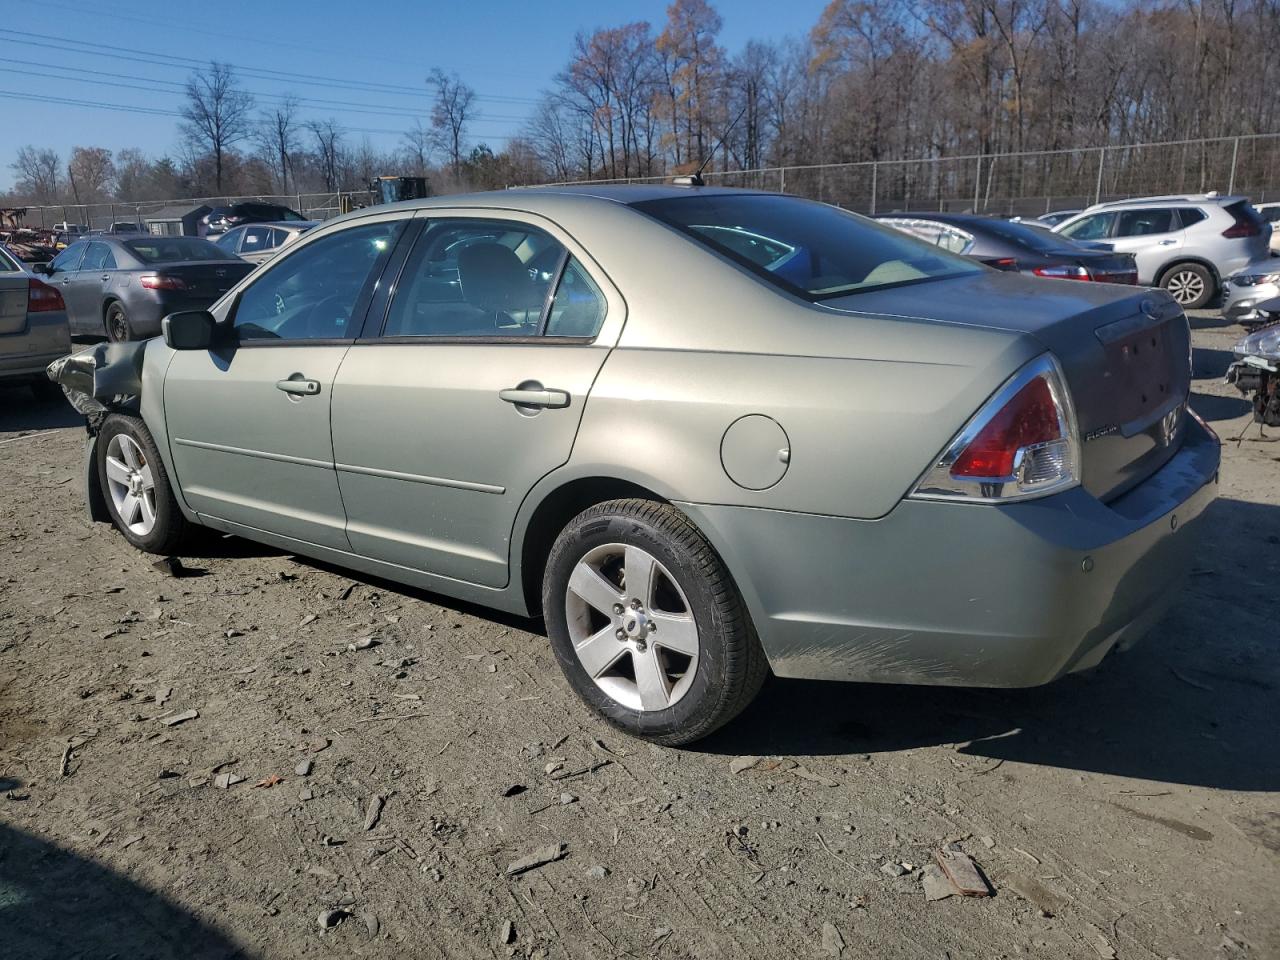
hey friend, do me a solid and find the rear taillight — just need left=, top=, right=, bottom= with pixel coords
left=140, top=274, right=187, bottom=290
left=1033, top=264, right=1091, bottom=281
left=27, top=278, right=65, bottom=313
left=911, top=354, right=1080, bottom=503
left=983, top=257, right=1018, bottom=270
left=1222, top=222, right=1260, bottom=239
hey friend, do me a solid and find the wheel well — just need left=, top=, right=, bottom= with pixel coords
left=520, top=477, right=667, bottom=618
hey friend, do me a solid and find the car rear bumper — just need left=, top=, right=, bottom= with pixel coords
left=0, top=347, right=69, bottom=381
left=678, top=416, right=1220, bottom=688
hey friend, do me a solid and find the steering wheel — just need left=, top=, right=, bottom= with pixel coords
left=302, top=294, right=351, bottom=339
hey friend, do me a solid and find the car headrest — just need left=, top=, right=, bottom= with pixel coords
left=457, top=243, right=533, bottom=316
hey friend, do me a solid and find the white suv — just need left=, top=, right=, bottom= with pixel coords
left=1052, top=193, right=1271, bottom=308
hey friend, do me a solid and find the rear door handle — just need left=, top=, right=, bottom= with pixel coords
left=499, top=386, right=570, bottom=409
left=276, top=377, right=321, bottom=396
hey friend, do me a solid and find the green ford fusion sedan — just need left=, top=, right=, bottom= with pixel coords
left=49, top=186, right=1220, bottom=745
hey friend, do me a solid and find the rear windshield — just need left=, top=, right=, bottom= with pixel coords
left=979, top=218, right=1076, bottom=253
left=126, top=238, right=231, bottom=263
left=632, top=194, right=982, bottom=300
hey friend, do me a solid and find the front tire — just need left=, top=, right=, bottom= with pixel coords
left=1160, top=262, right=1214, bottom=309
left=96, top=414, right=192, bottom=554
left=105, top=302, right=134, bottom=342
left=542, top=499, right=768, bottom=746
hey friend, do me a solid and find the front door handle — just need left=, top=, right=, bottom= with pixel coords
left=276, top=377, right=321, bottom=396
left=499, top=385, right=570, bottom=409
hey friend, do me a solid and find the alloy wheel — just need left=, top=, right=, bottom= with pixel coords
left=104, top=433, right=157, bottom=536
left=1165, top=270, right=1206, bottom=305
left=564, top=543, right=700, bottom=712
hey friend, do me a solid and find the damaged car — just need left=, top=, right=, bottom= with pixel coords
left=49, top=186, right=1221, bottom=745
left=1226, top=300, right=1280, bottom=427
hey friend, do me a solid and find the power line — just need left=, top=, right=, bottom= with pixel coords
left=0, top=28, right=543, bottom=105
left=0, top=59, right=533, bottom=125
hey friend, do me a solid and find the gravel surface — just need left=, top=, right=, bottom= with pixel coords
left=1, top=312, right=1277, bottom=959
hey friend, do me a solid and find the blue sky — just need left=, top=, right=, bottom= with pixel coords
left=0, top=0, right=829, bottom=191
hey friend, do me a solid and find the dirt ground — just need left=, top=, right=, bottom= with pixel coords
left=1, top=311, right=1277, bottom=960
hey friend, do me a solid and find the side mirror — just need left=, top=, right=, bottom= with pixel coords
left=31, top=262, right=51, bottom=275
left=162, top=310, right=218, bottom=350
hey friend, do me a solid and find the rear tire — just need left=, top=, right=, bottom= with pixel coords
left=96, top=414, right=193, bottom=554
left=542, top=499, right=768, bottom=746
left=105, top=302, right=134, bottom=342
left=1160, top=262, right=1214, bottom=309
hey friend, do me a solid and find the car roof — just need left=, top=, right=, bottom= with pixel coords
left=358, top=183, right=770, bottom=215
left=232, top=220, right=317, bottom=230
left=1083, top=192, right=1244, bottom=211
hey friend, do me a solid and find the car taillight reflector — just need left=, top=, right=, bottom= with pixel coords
left=910, top=354, right=1081, bottom=503
left=27, top=278, right=65, bottom=312
left=1033, top=264, right=1091, bottom=280
left=140, top=274, right=187, bottom=290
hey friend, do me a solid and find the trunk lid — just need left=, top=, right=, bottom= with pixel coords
left=143, top=261, right=253, bottom=299
left=825, top=271, right=1191, bottom=501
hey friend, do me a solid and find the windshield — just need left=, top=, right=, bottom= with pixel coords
left=632, top=194, right=982, bottom=300
left=126, top=238, right=232, bottom=263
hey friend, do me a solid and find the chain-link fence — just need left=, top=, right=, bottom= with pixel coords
left=546, top=133, right=1280, bottom=215
left=13, top=191, right=376, bottom=232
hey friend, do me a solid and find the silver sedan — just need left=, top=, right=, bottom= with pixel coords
left=51, top=186, right=1220, bottom=745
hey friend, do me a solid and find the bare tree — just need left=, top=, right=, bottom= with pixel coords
left=401, top=119, right=433, bottom=175
left=10, top=146, right=61, bottom=202
left=180, top=62, right=255, bottom=193
left=428, top=68, right=476, bottom=177
left=66, top=146, right=116, bottom=203
left=256, top=95, right=301, bottom=193
left=307, top=118, right=345, bottom=191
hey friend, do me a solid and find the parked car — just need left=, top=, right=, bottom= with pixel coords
left=877, top=212, right=1137, bottom=283
left=105, top=221, right=144, bottom=235
left=33, top=236, right=254, bottom=341
left=202, top=202, right=308, bottom=235
left=1253, top=202, right=1280, bottom=253
left=52, top=222, right=86, bottom=250
left=0, top=241, right=70, bottom=399
left=49, top=186, right=1220, bottom=745
left=1220, top=258, right=1280, bottom=325
left=1053, top=193, right=1271, bottom=308
left=213, top=221, right=316, bottom=265
left=1036, top=209, right=1081, bottom=226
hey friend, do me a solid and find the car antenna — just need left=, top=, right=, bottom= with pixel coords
left=671, top=105, right=749, bottom=187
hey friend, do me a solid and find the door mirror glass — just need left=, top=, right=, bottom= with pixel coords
left=162, top=310, right=217, bottom=350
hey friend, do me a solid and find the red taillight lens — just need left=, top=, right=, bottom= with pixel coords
left=27, top=278, right=65, bottom=312
left=1033, top=264, right=1091, bottom=281
left=984, top=257, right=1018, bottom=270
left=140, top=274, right=187, bottom=290
left=911, top=355, right=1081, bottom=502
left=1222, top=223, right=1260, bottom=238
left=951, top=378, right=1062, bottom=478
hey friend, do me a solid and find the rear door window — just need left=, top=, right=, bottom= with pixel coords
left=1176, top=208, right=1207, bottom=228
left=80, top=242, right=112, bottom=271
left=382, top=219, right=566, bottom=337
left=1115, top=209, right=1177, bottom=236
left=240, top=226, right=272, bottom=253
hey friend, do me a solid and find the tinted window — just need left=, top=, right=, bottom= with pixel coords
left=270, top=228, right=292, bottom=246
left=1259, top=207, right=1280, bottom=223
left=0, top=247, right=20, bottom=272
left=240, top=226, right=273, bottom=251
left=1115, top=208, right=1176, bottom=236
left=126, top=238, right=231, bottom=263
left=383, top=220, right=565, bottom=337
left=1059, top=213, right=1115, bottom=241
left=1177, top=208, right=1207, bottom=228
left=50, top=243, right=86, bottom=272
left=80, top=242, right=112, bottom=271
left=634, top=195, right=981, bottom=300
left=277, top=209, right=306, bottom=222
left=545, top=257, right=606, bottom=337
left=232, top=221, right=401, bottom=341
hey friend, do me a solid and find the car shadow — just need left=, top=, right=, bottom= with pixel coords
left=1192, top=346, right=1238, bottom=378
left=0, top=386, right=82, bottom=432
left=1191, top=390, right=1251, bottom=421
left=0, top=820, right=251, bottom=959
left=1187, top=313, right=1236, bottom=331
left=694, top=496, right=1279, bottom=793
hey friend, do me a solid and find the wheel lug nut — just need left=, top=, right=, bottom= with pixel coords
left=612, top=603, right=624, bottom=614
left=630, top=599, right=641, bottom=610
left=616, top=628, right=625, bottom=640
